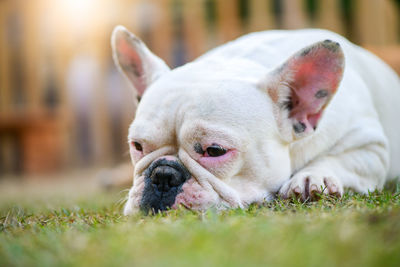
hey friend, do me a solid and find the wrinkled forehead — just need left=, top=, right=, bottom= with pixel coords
left=128, top=84, right=182, bottom=144
left=130, top=72, right=275, bottom=143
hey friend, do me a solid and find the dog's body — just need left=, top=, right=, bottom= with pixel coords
left=111, top=27, right=400, bottom=214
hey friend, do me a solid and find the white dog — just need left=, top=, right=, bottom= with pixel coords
left=111, top=26, right=400, bottom=214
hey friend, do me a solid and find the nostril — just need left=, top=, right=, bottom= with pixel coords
left=152, top=175, right=160, bottom=185
left=150, top=166, right=184, bottom=192
left=169, top=174, right=183, bottom=187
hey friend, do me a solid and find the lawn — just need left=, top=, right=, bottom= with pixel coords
left=1, top=181, right=399, bottom=267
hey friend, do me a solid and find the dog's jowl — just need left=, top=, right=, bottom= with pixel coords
left=112, top=26, right=400, bottom=214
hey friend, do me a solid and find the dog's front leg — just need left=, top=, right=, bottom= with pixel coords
left=279, top=142, right=389, bottom=201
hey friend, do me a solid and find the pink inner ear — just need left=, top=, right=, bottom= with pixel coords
left=117, top=37, right=147, bottom=96
left=287, top=43, right=344, bottom=133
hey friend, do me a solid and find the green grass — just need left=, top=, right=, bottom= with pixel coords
left=1, top=184, right=400, bottom=267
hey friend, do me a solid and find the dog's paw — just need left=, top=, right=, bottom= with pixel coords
left=278, top=172, right=343, bottom=201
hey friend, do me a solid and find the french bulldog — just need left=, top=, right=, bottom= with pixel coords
left=111, top=26, right=400, bottom=214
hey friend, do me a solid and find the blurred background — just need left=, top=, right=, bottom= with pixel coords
left=0, top=0, right=399, bottom=181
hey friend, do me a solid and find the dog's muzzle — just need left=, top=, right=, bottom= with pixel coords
left=140, top=158, right=190, bottom=213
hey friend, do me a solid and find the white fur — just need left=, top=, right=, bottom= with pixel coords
left=112, top=27, right=400, bottom=214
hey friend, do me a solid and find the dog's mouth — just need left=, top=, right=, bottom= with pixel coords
left=131, top=152, right=269, bottom=214
left=139, top=158, right=191, bottom=213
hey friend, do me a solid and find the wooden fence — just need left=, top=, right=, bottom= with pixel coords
left=0, top=0, right=399, bottom=175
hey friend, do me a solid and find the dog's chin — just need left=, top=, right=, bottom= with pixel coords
left=123, top=176, right=239, bottom=215
left=123, top=177, right=224, bottom=215
left=123, top=175, right=275, bottom=215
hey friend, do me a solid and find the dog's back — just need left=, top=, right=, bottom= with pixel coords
left=198, top=29, right=400, bottom=179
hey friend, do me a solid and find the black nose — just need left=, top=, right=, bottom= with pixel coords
left=150, top=165, right=186, bottom=192
left=141, top=159, right=191, bottom=213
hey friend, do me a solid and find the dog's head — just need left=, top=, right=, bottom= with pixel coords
left=111, top=26, right=344, bottom=214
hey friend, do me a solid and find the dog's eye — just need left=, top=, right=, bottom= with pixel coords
left=133, top=141, right=143, bottom=152
left=206, top=145, right=227, bottom=157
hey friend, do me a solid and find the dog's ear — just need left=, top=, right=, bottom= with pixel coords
left=111, top=25, right=170, bottom=98
left=262, top=40, right=345, bottom=141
